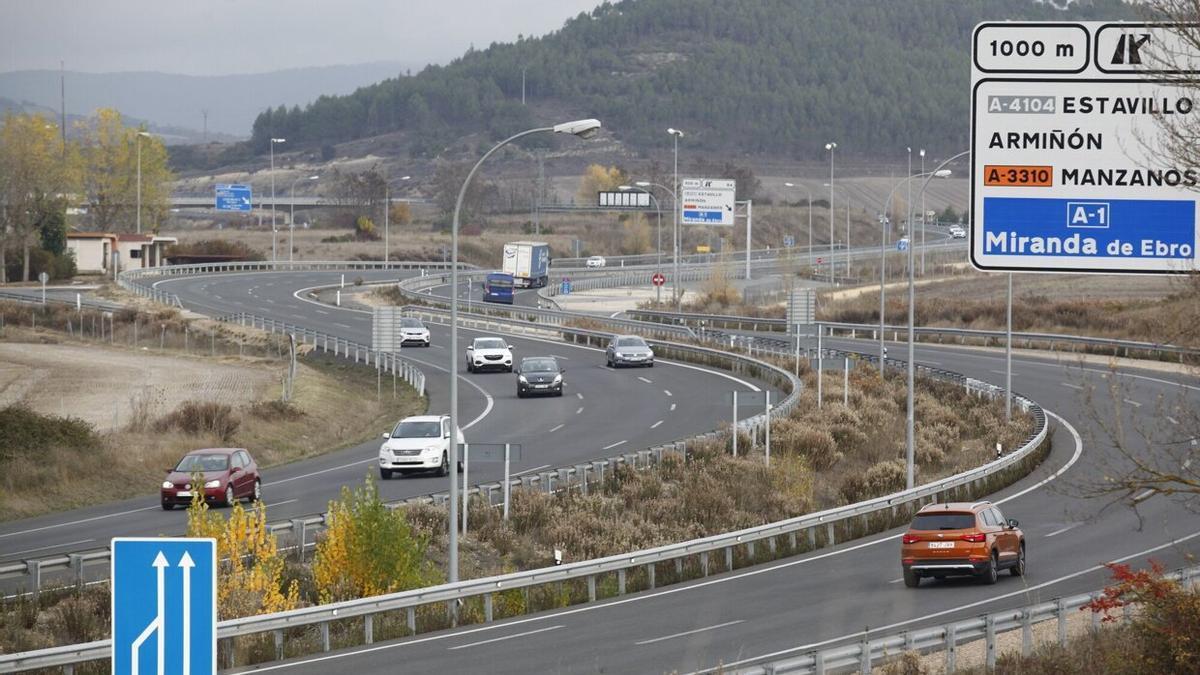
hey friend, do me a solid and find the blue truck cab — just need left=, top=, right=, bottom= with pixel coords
left=482, top=272, right=515, bottom=304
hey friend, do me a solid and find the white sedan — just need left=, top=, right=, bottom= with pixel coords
left=948, top=226, right=967, bottom=239
left=466, top=336, right=514, bottom=373
left=586, top=256, right=607, bottom=268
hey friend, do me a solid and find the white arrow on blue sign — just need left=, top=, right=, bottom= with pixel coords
left=112, top=538, right=216, bottom=675
left=896, top=238, right=910, bottom=252
left=214, top=184, right=252, bottom=212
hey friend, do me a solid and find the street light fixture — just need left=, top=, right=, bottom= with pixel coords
left=135, top=131, right=151, bottom=234
left=270, top=137, right=286, bottom=261
left=825, top=142, right=837, bottom=283
left=385, top=175, right=411, bottom=264
left=905, top=158, right=961, bottom=490
left=667, top=128, right=684, bottom=311
left=448, top=118, right=601, bottom=585
left=619, top=184, right=663, bottom=266
left=290, top=175, right=319, bottom=262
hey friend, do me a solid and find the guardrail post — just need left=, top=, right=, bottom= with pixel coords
left=813, top=650, right=825, bottom=675
left=407, top=606, right=416, bottom=635
left=70, top=553, right=84, bottom=590
left=484, top=593, right=494, bottom=622
left=725, top=546, right=734, bottom=571
left=321, top=621, right=330, bottom=652
left=647, top=563, right=656, bottom=589
left=747, top=540, right=756, bottom=561
left=274, top=629, right=284, bottom=660
left=945, top=624, right=957, bottom=673
left=1021, top=607, right=1032, bottom=656
left=365, top=614, right=374, bottom=644
left=618, top=568, right=627, bottom=595
left=985, top=615, right=997, bottom=669
left=859, top=633, right=870, bottom=674
left=291, top=519, right=307, bottom=558
left=588, top=575, right=597, bottom=601
left=25, top=559, right=41, bottom=601
left=807, top=527, right=816, bottom=550
left=826, top=522, right=836, bottom=547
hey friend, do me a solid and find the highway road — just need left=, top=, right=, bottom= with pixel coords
left=0, top=269, right=775, bottom=575
left=235, top=332, right=1199, bottom=674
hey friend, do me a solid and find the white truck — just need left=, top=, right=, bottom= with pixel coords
left=501, top=241, right=551, bottom=288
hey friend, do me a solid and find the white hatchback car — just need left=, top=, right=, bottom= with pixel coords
left=399, top=317, right=431, bottom=347
left=949, top=225, right=967, bottom=239
left=466, top=336, right=514, bottom=373
left=586, top=255, right=607, bottom=268
left=379, top=415, right=465, bottom=479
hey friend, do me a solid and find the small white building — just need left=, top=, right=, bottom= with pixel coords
left=114, top=234, right=178, bottom=271
left=66, top=231, right=178, bottom=274
left=65, top=232, right=118, bottom=274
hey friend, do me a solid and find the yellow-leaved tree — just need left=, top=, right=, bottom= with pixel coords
left=186, top=488, right=300, bottom=619
left=313, top=475, right=436, bottom=603
left=576, top=164, right=627, bottom=204
left=0, top=112, right=76, bottom=282
left=75, top=108, right=173, bottom=232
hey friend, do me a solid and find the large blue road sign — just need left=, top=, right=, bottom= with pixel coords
left=112, top=538, right=216, bottom=675
left=214, top=184, right=252, bottom=212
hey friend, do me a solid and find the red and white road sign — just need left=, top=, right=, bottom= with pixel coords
left=816, top=257, right=824, bottom=265
left=651, top=273, right=666, bottom=287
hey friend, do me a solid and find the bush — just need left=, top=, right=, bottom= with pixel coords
left=248, top=400, right=304, bottom=422
left=840, top=459, right=907, bottom=503
left=155, top=401, right=240, bottom=441
left=1083, top=561, right=1200, bottom=674
left=0, top=405, right=97, bottom=464
left=165, top=239, right=263, bottom=261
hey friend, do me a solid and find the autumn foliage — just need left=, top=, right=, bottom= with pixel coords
left=1083, top=560, right=1200, bottom=673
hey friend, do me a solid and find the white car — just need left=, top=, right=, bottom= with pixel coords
left=379, top=415, right=465, bottom=479
left=586, top=255, right=607, bottom=268
left=948, top=225, right=967, bottom=239
left=466, top=336, right=514, bottom=373
left=399, top=317, right=431, bottom=347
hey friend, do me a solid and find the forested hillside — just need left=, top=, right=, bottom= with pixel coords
left=249, top=0, right=1135, bottom=160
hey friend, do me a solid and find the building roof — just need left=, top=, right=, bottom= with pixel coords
left=66, top=231, right=117, bottom=240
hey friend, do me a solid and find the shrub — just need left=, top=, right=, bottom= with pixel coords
left=155, top=401, right=240, bottom=441
left=840, top=459, right=907, bottom=503
left=165, top=239, right=263, bottom=261
left=0, top=405, right=97, bottom=464
left=248, top=400, right=304, bottom=422
left=1083, top=561, right=1200, bottom=674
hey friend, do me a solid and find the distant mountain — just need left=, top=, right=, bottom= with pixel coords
left=247, top=0, right=1136, bottom=160
left=0, top=96, right=243, bottom=145
left=0, top=62, right=427, bottom=142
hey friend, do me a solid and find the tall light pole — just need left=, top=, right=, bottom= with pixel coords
left=135, top=131, right=150, bottom=234
left=270, top=137, right=285, bottom=260
left=919, top=148, right=926, bottom=276
left=448, top=119, right=601, bottom=584
left=906, top=151, right=966, bottom=489
left=784, top=182, right=813, bottom=266
left=619, top=184, right=662, bottom=265
left=385, top=175, right=411, bottom=264
left=906, top=147, right=912, bottom=278
left=880, top=169, right=938, bottom=375
left=824, top=183, right=851, bottom=281
left=290, top=175, right=318, bottom=262
left=825, top=142, right=837, bottom=283
left=668, top=128, right=684, bottom=311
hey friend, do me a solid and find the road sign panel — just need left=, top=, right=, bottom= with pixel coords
left=458, top=443, right=523, bottom=462
left=723, top=390, right=768, bottom=406
left=896, top=238, right=910, bottom=252
left=681, top=178, right=736, bottom=226
left=783, top=235, right=795, bottom=248
left=214, top=184, right=252, bottom=212
left=651, top=272, right=666, bottom=287
left=372, top=307, right=407, bottom=352
left=560, top=279, right=572, bottom=295
left=971, top=21, right=1200, bottom=273
left=112, top=537, right=216, bottom=675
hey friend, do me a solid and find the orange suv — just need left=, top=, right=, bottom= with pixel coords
left=900, top=501, right=1024, bottom=587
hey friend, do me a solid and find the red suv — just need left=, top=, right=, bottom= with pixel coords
left=161, top=448, right=261, bottom=510
left=900, top=501, right=1024, bottom=587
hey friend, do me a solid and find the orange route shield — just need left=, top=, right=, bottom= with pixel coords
left=983, top=165, right=1053, bottom=187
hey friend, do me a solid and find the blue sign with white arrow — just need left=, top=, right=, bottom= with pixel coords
left=896, top=238, right=910, bottom=252
left=214, top=184, right=252, bottom=212
left=112, top=538, right=216, bottom=675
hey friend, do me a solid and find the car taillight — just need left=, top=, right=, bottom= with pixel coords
left=901, top=533, right=920, bottom=544
left=961, top=533, right=986, bottom=543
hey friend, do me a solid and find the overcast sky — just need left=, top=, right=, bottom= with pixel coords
left=0, top=0, right=605, bottom=75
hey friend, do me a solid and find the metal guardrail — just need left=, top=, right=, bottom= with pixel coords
left=742, top=564, right=1200, bottom=674
left=120, top=259, right=468, bottom=280
left=0, top=289, right=124, bottom=312
left=0, top=351, right=1045, bottom=673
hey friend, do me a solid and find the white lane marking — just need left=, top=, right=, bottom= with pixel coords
left=576, top=392, right=584, bottom=400
left=1123, top=398, right=1143, bottom=408
left=634, top=620, right=745, bottom=646
left=1044, top=523, right=1082, bottom=538
left=1133, top=488, right=1158, bottom=503
left=0, top=505, right=159, bottom=539
left=447, top=625, right=564, bottom=651
left=576, top=407, right=584, bottom=415
left=550, top=354, right=571, bottom=360
left=1077, top=366, right=1200, bottom=392
left=315, top=309, right=330, bottom=315
left=430, top=345, right=446, bottom=350
left=267, top=499, right=298, bottom=508
left=609, top=311, right=623, bottom=318
left=989, top=369, right=1018, bottom=377
left=549, top=424, right=565, bottom=433
left=245, top=412, right=1086, bottom=674
left=1060, top=382, right=1083, bottom=390
left=670, top=403, right=677, bottom=412
left=333, top=322, right=353, bottom=329
left=602, top=440, right=627, bottom=450
left=513, top=464, right=551, bottom=477
left=663, top=390, right=673, bottom=397
left=650, top=420, right=663, bottom=429
left=266, top=459, right=377, bottom=486
left=888, top=578, right=904, bottom=584
left=2, top=538, right=96, bottom=558
left=1167, top=416, right=1180, bottom=425
left=637, top=376, right=653, bottom=384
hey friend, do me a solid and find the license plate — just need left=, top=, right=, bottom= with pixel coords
left=929, top=541, right=955, bottom=549
left=535, top=384, right=549, bottom=389
left=176, top=491, right=191, bottom=498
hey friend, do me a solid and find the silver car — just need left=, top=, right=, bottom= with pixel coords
left=606, top=335, right=654, bottom=368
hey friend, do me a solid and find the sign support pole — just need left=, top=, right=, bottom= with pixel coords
left=461, top=444, right=469, bottom=536
left=817, top=324, right=823, bottom=409
left=844, top=357, right=849, bottom=406
left=764, top=391, right=771, bottom=467
left=731, top=391, right=738, bottom=457
left=503, top=443, right=511, bottom=520
left=1006, top=273, right=1013, bottom=421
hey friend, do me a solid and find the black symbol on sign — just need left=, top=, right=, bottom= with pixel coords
left=1111, top=33, right=1150, bottom=65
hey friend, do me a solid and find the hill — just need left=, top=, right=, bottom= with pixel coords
left=246, top=0, right=1136, bottom=160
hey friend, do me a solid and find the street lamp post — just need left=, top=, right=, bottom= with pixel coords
left=619, top=184, right=662, bottom=266
left=920, top=148, right=927, bottom=276
left=905, top=151, right=967, bottom=489
left=634, top=181, right=677, bottom=303
left=825, top=142, right=837, bottom=283
left=135, top=131, right=150, bottom=234
left=824, top=183, right=851, bottom=284
left=880, top=169, right=938, bottom=375
left=668, top=128, right=684, bottom=311
left=385, top=175, right=411, bottom=264
left=270, top=138, right=285, bottom=260
left=290, top=175, right=319, bottom=262
left=448, top=119, right=601, bottom=584
left=783, top=182, right=813, bottom=266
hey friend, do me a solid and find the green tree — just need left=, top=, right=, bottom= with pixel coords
left=0, top=113, right=73, bottom=282
left=76, top=108, right=173, bottom=232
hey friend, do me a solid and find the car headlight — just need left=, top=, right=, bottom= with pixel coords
left=553, top=374, right=562, bottom=384
left=204, top=479, right=221, bottom=489
left=616, top=352, right=627, bottom=358
left=425, top=445, right=442, bottom=454
left=162, top=481, right=173, bottom=489
left=519, top=375, right=528, bottom=383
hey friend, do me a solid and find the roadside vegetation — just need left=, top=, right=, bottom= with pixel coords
left=0, top=300, right=425, bottom=520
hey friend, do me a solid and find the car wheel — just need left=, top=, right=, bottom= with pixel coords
left=517, top=390, right=526, bottom=398
left=438, top=452, right=449, bottom=477
left=1011, top=543, right=1026, bottom=577
left=162, top=503, right=174, bottom=511
left=981, top=551, right=999, bottom=585
left=466, top=363, right=474, bottom=373
left=903, top=568, right=920, bottom=588
left=250, top=479, right=262, bottom=502
left=647, top=362, right=654, bottom=368
left=224, top=485, right=236, bottom=507
left=556, top=389, right=564, bottom=397
left=507, top=366, right=513, bottom=373
left=380, top=468, right=392, bottom=480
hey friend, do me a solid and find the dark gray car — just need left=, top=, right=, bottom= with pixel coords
left=606, top=335, right=655, bottom=368
left=516, top=356, right=564, bottom=397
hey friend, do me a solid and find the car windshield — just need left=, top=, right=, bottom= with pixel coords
left=175, top=454, right=229, bottom=472
left=521, top=358, right=558, bottom=372
left=391, top=421, right=441, bottom=438
left=910, top=513, right=976, bottom=530
left=475, top=338, right=507, bottom=349
left=616, top=337, right=646, bottom=348
left=400, top=318, right=424, bottom=328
